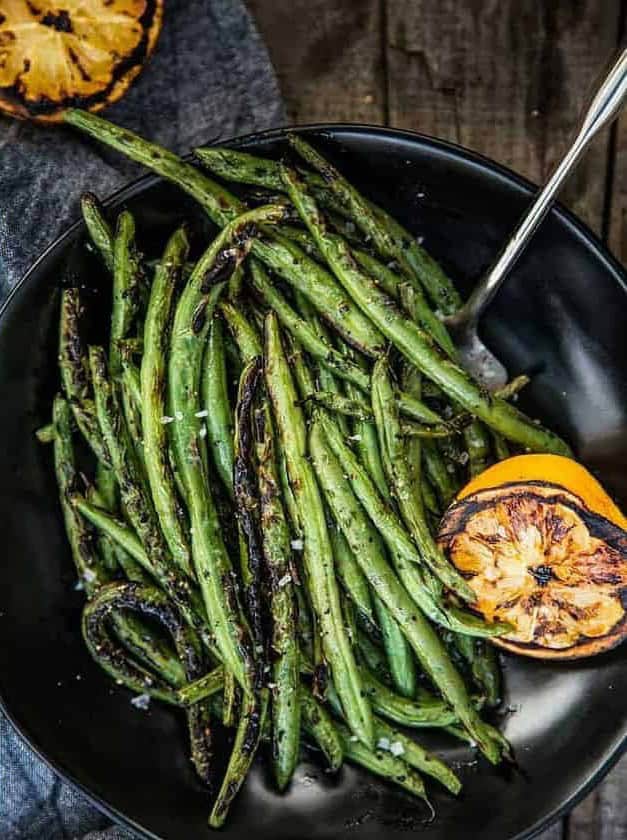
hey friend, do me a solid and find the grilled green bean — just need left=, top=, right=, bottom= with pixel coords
left=81, top=192, right=114, bottom=272
left=299, top=688, right=343, bottom=771
left=371, top=357, right=475, bottom=601
left=59, top=287, right=109, bottom=463
left=209, top=691, right=268, bottom=827
left=289, top=134, right=455, bottom=356
left=203, top=317, right=235, bottom=494
left=141, top=227, right=193, bottom=578
left=264, top=312, right=373, bottom=747
left=309, top=416, right=506, bottom=762
left=254, top=404, right=301, bottom=789
left=220, top=300, right=263, bottom=361
left=282, top=165, right=571, bottom=456
left=89, top=346, right=204, bottom=646
left=233, top=358, right=265, bottom=653
left=373, top=718, right=461, bottom=794
left=336, top=723, right=430, bottom=805
left=66, top=110, right=382, bottom=356
left=168, top=207, right=285, bottom=691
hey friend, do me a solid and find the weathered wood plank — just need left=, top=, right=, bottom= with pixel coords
left=569, top=755, right=627, bottom=840
left=607, top=0, right=626, bottom=261
left=245, top=0, right=385, bottom=124
left=609, top=113, right=627, bottom=263
left=385, top=0, right=621, bottom=233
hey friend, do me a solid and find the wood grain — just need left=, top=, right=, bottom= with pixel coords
left=246, top=0, right=385, bottom=124
left=569, top=755, right=627, bottom=840
left=384, top=0, right=621, bottom=233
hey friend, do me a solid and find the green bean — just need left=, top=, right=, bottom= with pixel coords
left=59, top=288, right=109, bottom=463
left=110, top=211, right=143, bottom=376
left=203, top=317, right=235, bottom=494
left=66, top=110, right=382, bottom=357
left=299, top=688, right=343, bottom=771
left=329, top=524, right=376, bottom=629
left=336, top=723, right=431, bottom=805
left=264, top=312, right=373, bottom=747
left=371, top=357, right=475, bottom=602
left=168, top=207, right=285, bottom=691
left=120, top=363, right=144, bottom=462
left=80, top=192, right=114, bottom=272
left=53, top=396, right=108, bottom=592
left=464, top=421, right=491, bottom=478
left=319, top=413, right=511, bottom=636
left=357, top=632, right=391, bottom=684
left=195, top=144, right=460, bottom=315
left=177, top=665, right=225, bottom=706
left=220, top=300, right=263, bottom=362
left=209, top=691, right=268, bottom=827
left=140, top=227, right=194, bottom=579
left=249, top=260, right=369, bottom=389
left=247, top=260, right=443, bottom=425
left=73, top=495, right=149, bottom=569
left=254, top=233, right=384, bottom=356
left=319, top=349, right=418, bottom=700
left=55, top=400, right=187, bottom=689
left=360, top=669, right=458, bottom=729
left=373, top=718, right=461, bottom=794
left=289, top=134, right=455, bottom=356
left=282, top=165, right=571, bottom=456
left=89, top=346, right=204, bottom=647
left=194, top=147, right=284, bottom=191
left=422, top=441, right=457, bottom=509
left=353, top=250, right=400, bottom=298
left=495, top=374, right=530, bottom=402
left=233, top=358, right=265, bottom=653
left=309, top=416, right=506, bottom=763
left=254, top=404, right=301, bottom=790
left=453, top=635, right=501, bottom=707
left=493, top=430, right=511, bottom=461
left=227, top=265, right=245, bottom=300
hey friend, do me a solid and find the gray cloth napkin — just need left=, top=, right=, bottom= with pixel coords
left=0, top=1, right=284, bottom=837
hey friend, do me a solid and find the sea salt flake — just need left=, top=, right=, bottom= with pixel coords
left=195, top=409, right=209, bottom=418
left=131, top=693, right=151, bottom=711
left=291, top=539, right=304, bottom=551
left=160, top=415, right=174, bottom=425
left=377, top=737, right=391, bottom=751
left=278, top=573, right=292, bottom=588
left=390, top=741, right=405, bottom=757
left=348, top=434, right=362, bottom=442
left=175, top=411, right=184, bottom=421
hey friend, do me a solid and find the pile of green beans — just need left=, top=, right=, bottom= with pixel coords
left=40, top=110, right=570, bottom=827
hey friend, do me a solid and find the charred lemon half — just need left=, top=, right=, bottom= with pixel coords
left=0, top=0, right=163, bottom=122
left=438, top=455, right=627, bottom=660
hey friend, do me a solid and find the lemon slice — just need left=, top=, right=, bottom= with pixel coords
left=0, top=0, right=163, bottom=122
left=439, top=466, right=627, bottom=660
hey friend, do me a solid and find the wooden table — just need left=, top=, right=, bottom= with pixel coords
left=246, top=1, right=627, bottom=837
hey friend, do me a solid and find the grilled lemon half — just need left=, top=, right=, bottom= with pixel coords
left=0, top=0, right=163, bottom=122
left=439, top=455, right=627, bottom=659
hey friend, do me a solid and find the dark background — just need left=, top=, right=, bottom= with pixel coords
left=245, top=1, right=626, bottom=838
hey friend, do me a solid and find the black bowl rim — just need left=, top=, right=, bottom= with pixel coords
left=1, top=121, right=625, bottom=840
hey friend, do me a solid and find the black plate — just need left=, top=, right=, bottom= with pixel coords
left=1, top=125, right=626, bottom=840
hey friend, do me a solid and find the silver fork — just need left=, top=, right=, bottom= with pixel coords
left=444, top=47, right=627, bottom=391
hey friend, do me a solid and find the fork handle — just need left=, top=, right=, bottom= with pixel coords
left=449, top=47, right=627, bottom=331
